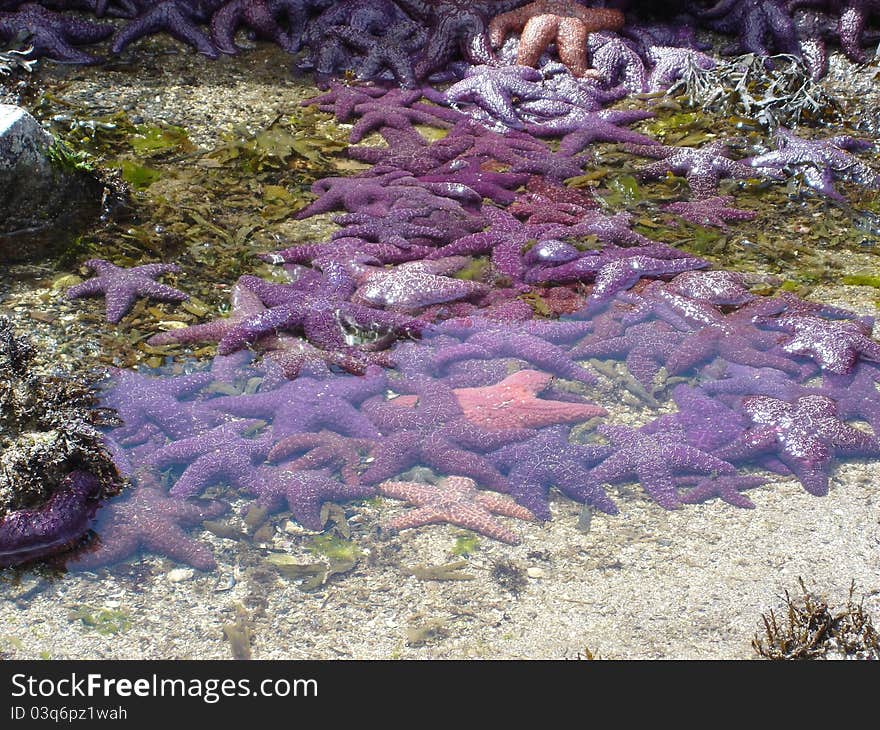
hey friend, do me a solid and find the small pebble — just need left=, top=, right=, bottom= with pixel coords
left=526, top=567, right=545, bottom=579
left=167, top=568, right=194, bottom=583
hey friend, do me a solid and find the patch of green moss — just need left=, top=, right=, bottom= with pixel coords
left=69, top=606, right=132, bottom=635
left=451, top=534, right=480, bottom=557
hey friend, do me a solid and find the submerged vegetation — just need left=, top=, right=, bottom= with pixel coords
left=753, top=579, right=880, bottom=660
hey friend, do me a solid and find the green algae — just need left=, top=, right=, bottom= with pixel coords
left=404, top=561, right=476, bottom=582
left=69, top=606, right=132, bottom=635
left=451, top=534, right=480, bottom=557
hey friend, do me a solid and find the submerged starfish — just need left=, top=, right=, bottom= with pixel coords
left=66, top=259, right=188, bottom=324
left=625, top=141, right=760, bottom=199
left=149, top=419, right=272, bottom=498
left=0, top=471, right=103, bottom=568
left=378, top=475, right=536, bottom=544
left=663, top=196, right=756, bottom=229
left=716, top=394, right=880, bottom=496
left=747, top=127, right=880, bottom=200
left=491, top=426, right=616, bottom=519
left=110, top=0, right=218, bottom=57
left=695, top=0, right=800, bottom=57
left=250, top=466, right=374, bottom=530
left=209, top=0, right=302, bottom=55
left=0, top=3, right=113, bottom=64
left=489, top=0, right=625, bottom=78
left=68, top=485, right=227, bottom=571
left=393, top=0, right=527, bottom=79
left=591, top=422, right=738, bottom=509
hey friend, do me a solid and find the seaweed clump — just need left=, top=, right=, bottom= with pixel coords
left=0, top=316, right=122, bottom=517
left=753, top=578, right=880, bottom=660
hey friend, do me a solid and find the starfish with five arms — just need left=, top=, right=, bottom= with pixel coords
left=379, top=475, right=536, bottom=544
left=66, top=258, right=188, bottom=324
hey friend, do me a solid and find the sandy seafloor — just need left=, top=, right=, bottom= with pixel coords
left=1, top=39, right=879, bottom=660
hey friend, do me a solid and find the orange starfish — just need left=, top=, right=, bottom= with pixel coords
left=489, top=0, right=625, bottom=77
left=395, top=370, right=606, bottom=431
left=379, top=475, right=536, bottom=544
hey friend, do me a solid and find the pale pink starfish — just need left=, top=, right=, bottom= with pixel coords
left=379, top=475, right=536, bottom=544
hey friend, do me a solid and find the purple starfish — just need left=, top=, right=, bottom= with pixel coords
left=346, top=127, right=471, bottom=176
left=393, top=0, right=527, bottom=79
left=525, top=107, right=657, bottom=156
left=209, top=0, right=302, bottom=55
left=715, top=394, right=880, bottom=496
left=0, top=471, right=103, bottom=568
left=345, top=88, right=462, bottom=143
left=358, top=374, right=535, bottom=492
left=101, top=368, right=218, bottom=444
left=428, top=315, right=598, bottom=385
left=351, top=257, right=491, bottom=311
left=150, top=419, right=272, bottom=498
left=111, top=0, right=219, bottom=58
left=625, top=141, right=761, bottom=199
left=301, top=81, right=392, bottom=122
left=66, top=259, right=188, bottom=324
left=570, top=318, right=684, bottom=389
left=0, top=3, right=113, bottom=64
left=213, top=273, right=425, bottom=354
left=695, top=0, right=800, bottom=57
left=68, top=485, right=228, bottom=571
left=441, top=63, right=547, bottom=129
left=206, top=371, right=387, bottom=439
left=646, top=45, right=717, bottom=91
left=822, top=362, right=880, bottom=432
left=663, top=195, right=757, bottom=229
left=586, top=32, right=648, bottom=92
left=590, top=421, right=738, bottom=510
left=675, top=474, right=768, bottom=510
left=490, top=426, right=616, bottom=519
left=648, top=288, right=803, bottom=377
left=757, top=314, right=880, bottom=374
left=747, top=127, right=880, bottom=201
left=249, top=466, right=375, bottom=531
left=664, top=270, right=757, bottom=307
left=418, top=156, right=530, bottom=206
left=329, top=18, right=425, bottom=87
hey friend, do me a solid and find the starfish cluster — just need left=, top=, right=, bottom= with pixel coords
left=10, top=1, right=880, bottom=569
left=3, top=0, right=879, bottom=81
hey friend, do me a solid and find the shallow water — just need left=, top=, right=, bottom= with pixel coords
left=1, top=42, right=879, bottom=660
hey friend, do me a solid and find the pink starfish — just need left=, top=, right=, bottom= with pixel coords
left=379, top=475, right=536, bottom=544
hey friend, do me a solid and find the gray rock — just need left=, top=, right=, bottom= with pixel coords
left=0, top=104, right=103, bottom=263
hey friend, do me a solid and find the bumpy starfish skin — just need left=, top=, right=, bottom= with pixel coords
left=268, top=431, right=373, bottom=483
left=210, top=0, right=300, bottom=55
left=111, top=0, right=218, bottom=57
left=696, top=0, right=800, bottom=56
left=352, top=258, right=491, bottom=311
left=347, top=127, right=469, bottom=176
left=747, top=127, right=880, bottom=200
left=675, top=474, right=767, bottom=509
left=149, top=420, right=272, bottom=497
left=102, top=369, right=218, bottom=443
left=0, top=471, right=103, bottom=567
left=442, top=64, right=546, bottom=129
left=330, top=19, right=424, bottom=87
left=0, top=3, right=112, bottom=63
left=452, top=369, right=606, bottom=431
left=491, top=426, right=616, bottom=519
left=69, top=485, right=228, bottom=571
left=394, top=0, right=527, bottom=79
left=207, top=371, right=387, bottom=439
left=716, top=394, right=880, bottom=496
left=758, top=314, right=880, bottom=374
left=251, top=466, right=374, bottom=530
left=591, top=423, right=738, bottom=509
left=586, top=32, right=647, bottom=92
left=66, top=259, right=188, bottom=324
left=526, top=108, right=657, bottom=155
left=625, top=141, right=760, bottom=199
left=379, top=475, right=536, bottom=544
left=489, top=0, right=625, bottom=77
left=646, top=45, right=716, bottom=91
left=663, top=196, right=756, bottom=229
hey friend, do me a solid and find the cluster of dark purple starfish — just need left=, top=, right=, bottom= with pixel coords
left=2, top=0, right=880, bottom=82
left=5, top=1, right=880, bottom=570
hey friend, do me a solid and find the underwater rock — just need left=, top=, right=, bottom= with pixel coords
left=0, top=103, right=104, bottom=263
